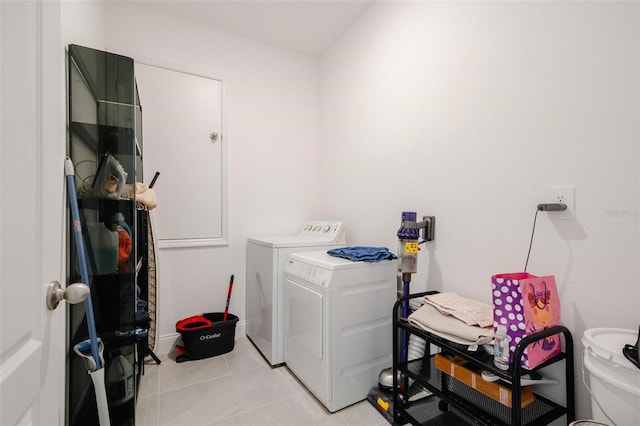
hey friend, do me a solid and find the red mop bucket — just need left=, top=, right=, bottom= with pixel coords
left=175, top=275, right=238, bottom=362
left=175, top=313, right=238, bottom=361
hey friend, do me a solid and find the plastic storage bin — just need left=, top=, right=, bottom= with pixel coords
left=176, top=312, right=239, bottom=361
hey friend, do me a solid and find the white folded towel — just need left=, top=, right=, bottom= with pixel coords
left=408, top=303, right=494, bottom=346
left=424, top=292, right=493, bottom=328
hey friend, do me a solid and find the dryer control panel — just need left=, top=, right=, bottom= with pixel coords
left=285, top=258, right=332, bottom=287
left=299, top=220, right=345, bottom=243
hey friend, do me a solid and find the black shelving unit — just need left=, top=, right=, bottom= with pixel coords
left=66, top=44, right=148, bottom=426
left=392, top=291, right=575, bottom=426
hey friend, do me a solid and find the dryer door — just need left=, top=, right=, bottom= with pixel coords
left=286, top=279, right=323, bottom=360
left=285, top=278, right=329, bottom=403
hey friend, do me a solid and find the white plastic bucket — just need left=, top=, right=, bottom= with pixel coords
left=582, top=328, right=640, bottom=426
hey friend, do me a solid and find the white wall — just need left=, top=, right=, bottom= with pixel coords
left=61, top=0, right=105, bottom=48
left=103, top=2, right=321, bottom=352
left=319, top=1, right=640, bottom=420
left=61, top=0, right=639, bottom=420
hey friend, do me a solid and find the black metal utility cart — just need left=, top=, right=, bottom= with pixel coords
left=392, top=291, right=575, bottom=426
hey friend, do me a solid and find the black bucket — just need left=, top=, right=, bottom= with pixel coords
left=175, top=312, right=239, bottom=362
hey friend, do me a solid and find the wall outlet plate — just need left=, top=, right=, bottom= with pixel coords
left=549, top=185, right=575, bottom=219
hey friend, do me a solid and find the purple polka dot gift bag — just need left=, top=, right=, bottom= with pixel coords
left=491, top=272, right=562, bottom=369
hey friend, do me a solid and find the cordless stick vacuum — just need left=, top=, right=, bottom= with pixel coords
left=369, top=212, right=435, bottom=421
left=394, top=212, right=435, bottom=394
left=397, top=212, right=422, bottom=362
left=65, top=157, right=111, bottom=426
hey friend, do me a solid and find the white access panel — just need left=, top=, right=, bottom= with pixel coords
left=136, top=63, right=224, bottom=245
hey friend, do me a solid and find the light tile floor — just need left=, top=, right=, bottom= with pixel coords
left=136, top=336, right=389, bottom=426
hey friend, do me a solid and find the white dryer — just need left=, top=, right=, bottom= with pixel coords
left=284, top=251, right=396, bottom=412
left=245, top=221, right=345, bottom=366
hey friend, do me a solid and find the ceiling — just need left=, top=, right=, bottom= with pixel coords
left=125, top=0, right=374, bottom=56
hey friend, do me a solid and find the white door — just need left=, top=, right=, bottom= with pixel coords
left=1, top=1, right=65, bottom=425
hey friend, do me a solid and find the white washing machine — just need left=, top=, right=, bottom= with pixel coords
left=245, top=221, right=345, bottom=366
left=284, top=251, right=396, bottom=412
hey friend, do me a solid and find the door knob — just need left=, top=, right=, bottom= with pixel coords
left=46, top=281, right=90, bottom=310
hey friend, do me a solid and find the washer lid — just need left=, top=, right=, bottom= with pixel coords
left=247, top=235, right=341, bottom=248
left=247, top=220, right=345, bottom=247
left=582, top=327, right=638, bottom=369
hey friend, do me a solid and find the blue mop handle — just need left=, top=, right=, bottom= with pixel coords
left=65, top=157, right=102, bottom=370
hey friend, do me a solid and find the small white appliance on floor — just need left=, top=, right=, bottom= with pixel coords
left=245, top=221, right=345, bottom=366
left=284, top=250, right=396, bottom=412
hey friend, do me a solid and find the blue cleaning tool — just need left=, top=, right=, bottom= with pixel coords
left=65, top=157, right=111, bottom=426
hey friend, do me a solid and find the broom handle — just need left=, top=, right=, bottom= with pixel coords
left=149, top=171, right=160, bottom=188
left=223, top=274, right=234, bottom=321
